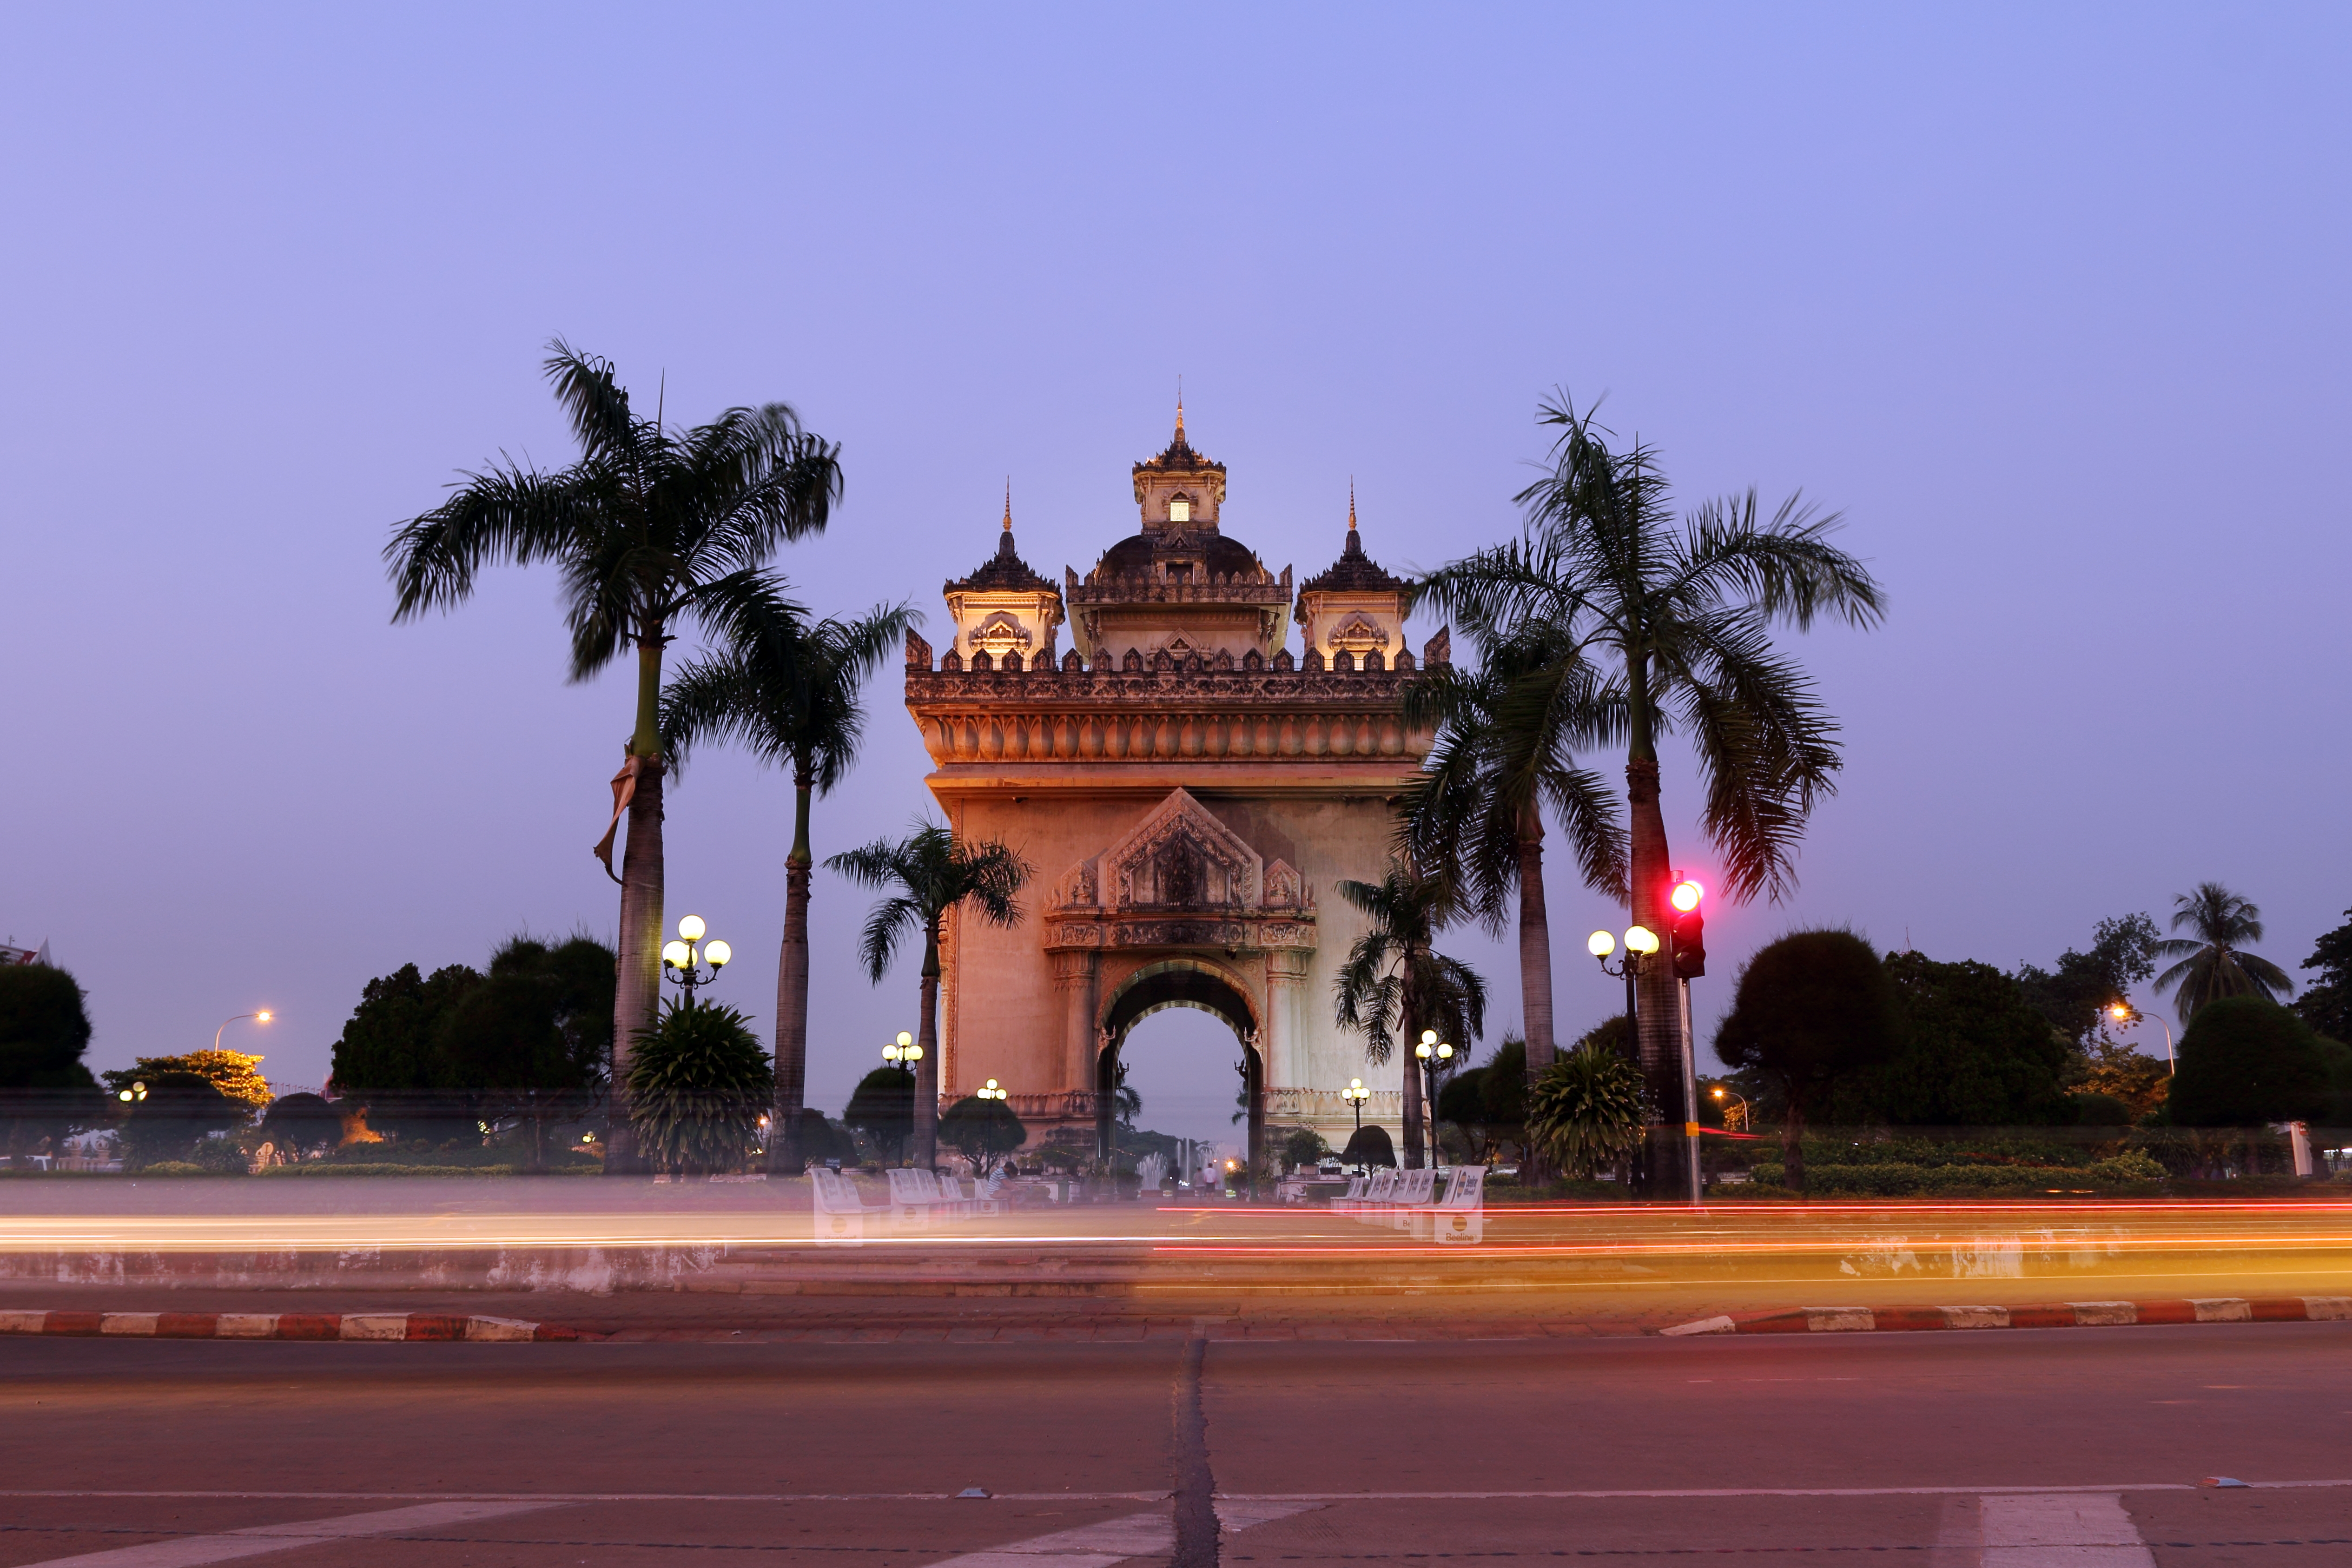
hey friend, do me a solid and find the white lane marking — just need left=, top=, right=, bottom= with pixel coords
left=1981, top=1492, right=2154, bottom=1568
left=1216, top=1499, right=1324, bottom=1537
left=1928, top=1495, right=1981, bottom=1568
left=921, top=1510, right=1173, bottom=1568
left=13, top=1498, right=555, bottom=1568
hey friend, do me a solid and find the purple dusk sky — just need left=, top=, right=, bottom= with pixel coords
left=5, top=6, right=2346, bottom=1144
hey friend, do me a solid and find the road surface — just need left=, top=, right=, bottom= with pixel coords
left=4, top=1320, right=2349, bottom=1566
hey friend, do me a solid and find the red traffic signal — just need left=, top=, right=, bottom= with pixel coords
left=1669, top=879, right=1705, bottom=979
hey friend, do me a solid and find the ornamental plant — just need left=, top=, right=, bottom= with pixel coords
left=624, top=998, right=775, bottom=1175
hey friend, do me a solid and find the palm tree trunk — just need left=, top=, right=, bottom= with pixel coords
left=1400, top=996, right=1425, bottom=1170
left=915, top=923, right=942, bottom=1168
left=1515, top=804, right=1557, bottom=1185
left=768, top=770, right=815, bottom=1175
left=608, top=755, right=665, bottom=1176
left=1625, top=756, right=1685, bottom=1198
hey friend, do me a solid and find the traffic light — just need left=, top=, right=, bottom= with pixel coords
left=1669, top=878, right=1705, bottom=979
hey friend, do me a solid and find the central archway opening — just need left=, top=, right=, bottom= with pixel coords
left=1097, top=960, right=1262, bottom=1181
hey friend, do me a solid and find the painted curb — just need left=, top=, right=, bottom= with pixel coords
left=0, top=1310, right=583, bottom=1343
left=1659, top=1296, right=2352, bottom=1336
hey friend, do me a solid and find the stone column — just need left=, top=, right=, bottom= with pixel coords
left=1262, top=949, right=1312, bottom=1092
left=1051, top=950, right=1101, bottom=1103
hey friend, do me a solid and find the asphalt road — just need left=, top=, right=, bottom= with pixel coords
left=5, top=1321, right=2352, bottom=1567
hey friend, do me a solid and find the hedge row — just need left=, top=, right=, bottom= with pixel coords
left=1743, top=1151, right=2168, bottom=1195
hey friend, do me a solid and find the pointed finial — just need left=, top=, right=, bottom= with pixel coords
left=1003, top=477, right=1012, bottom=531
left=1348, top=478, right=1358, bottom=538
left=1175, top=377, right=1185, bottom=443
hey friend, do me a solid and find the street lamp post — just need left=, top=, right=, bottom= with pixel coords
left=2110, top=1004, right=2175, bottom=1074
left=660, top=914, right=733, bottom=997
left=213, top=1010, right=273, bottom=1052
left=1590, top=926, right=1659, bottom=1191
left=881, top=1032, right=923, bottom=1164
left=1711, top=1085, right=1751, bottom=1134
left=1342, top=1077, right=1371, bottom=1171
left=1414, top=1030, right=1455, bottom=1170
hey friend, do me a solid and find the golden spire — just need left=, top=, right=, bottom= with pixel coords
left=1175, top=377, right=1185, bottom=443
left=1003, top=477, right=1012, bottom=531
left=1348, top=478, right=1358, bottom=538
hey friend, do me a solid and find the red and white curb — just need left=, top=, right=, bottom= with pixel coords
left=1662, top=1296, right=2352, bottom=1336
left=0, top=1310, right=581, bottom=1343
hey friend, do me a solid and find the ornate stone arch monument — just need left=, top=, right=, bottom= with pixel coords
left=903, top=411, right=1449, bottom=1169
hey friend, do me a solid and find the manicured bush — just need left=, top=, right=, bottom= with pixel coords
left=624, top=998, right=775, bottom=1176
left=2169, top=997, right=2332, bottom=1128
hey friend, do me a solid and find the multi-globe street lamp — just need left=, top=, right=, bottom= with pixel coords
left=976, top=1078, right=1007, bottom=1101
left=882, top=1030, right=923, bottom=1078
left=660, top=914, right=732, bottom=996
left=1342, top=1077, right=1372, bottom=1172
left=1587, top=925, right=1659, bottom=1027
left=1414, top=1029, right=1455, bottom=1170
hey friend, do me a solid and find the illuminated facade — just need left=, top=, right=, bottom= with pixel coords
left=903, top=411, right=1447, bottom=1164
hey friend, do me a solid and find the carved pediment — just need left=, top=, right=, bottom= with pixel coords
left=969, top=610, right=1034, bottom=651
left=1054, top=789, right=1263, bottom=914
left=1327, top=613, right=1392, bottom=650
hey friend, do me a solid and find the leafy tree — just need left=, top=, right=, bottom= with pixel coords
left=101, top=1050, right=273, bottom=1120
left=2153, top=883, right=2294, bottom=1022
left=1832, top=953, right=2074, bottom=1126
left=1340, top=1123, right=1396, bottom=1171
left=1332, top=859, right=1488, bottom=1169
left=939, top=1093, right=1027, bottom=1172
left=843, top=1066, right=916, bottom=1162
left=1713, top=930, right=1903, bottom=1191
left=329, top=962, right=485, bottom=1140
left=258, top=1092, right=345, bottom=1158
left=2080, top=1039, right=2171, bottom=1123
left=2295, top=908, right=2352, bottom=1043
left=2069, top=1091, right=2135, bottom=1127
left=0, top=964, right=102, bottom=1162
left=1480, top=1035, right=1529, bottom=1129
left=1417, top=393, right=1884, bottom=1195
left=1278, top=1125, right=1330, bottom=1171
left=387, top=342, right=840, bottom=1171
left=2167, top=996, right=2331, bottom=1130
left=2014, top=913, right=2160, bottom=1047
left=623, top=997, right=775, bottom=1175
left=1398, top=646, right=1625, bottom=1161
left=437, top=935, right=614, bottom=1168
left=118, top=1072, right=243, bottom=1169
left=662, top=598, right=912, bottom=1173
left=827, top=820, right=1031, bottom=1167
left=1525, top=1041, right=1648, bottom=1180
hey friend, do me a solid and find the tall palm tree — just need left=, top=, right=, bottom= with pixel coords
left=385, top=341, right=842, bottom=1171
left=1331, top=859, right=1489, bottom=1169
left=1398, top=634, right=1626, bottom=1144
left=661, top=598, right=913, bottom=1173
left=827, top=821, right=1031, bottom=1167
left=2154, top=882, right=2294, bottom=1022
left=1416, top=392, right=1883, bottom=1194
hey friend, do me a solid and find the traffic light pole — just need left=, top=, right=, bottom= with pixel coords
left=1679, top=976, right=1701, bottom=1207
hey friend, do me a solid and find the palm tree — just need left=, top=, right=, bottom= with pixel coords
left=1331, top=859, right=1489, bottom=1169
left=385, top=342, right=841, bottom=1171
left=1416, top=392, right=1883, bottom=1193
left=1398, top=634, right=1626, bottom=1158
left=827, top=821, right=1031, bottom=1167
left=2154, top=882, right=2294, bottom=1022
left=661, top=598, right=913, bottom=1173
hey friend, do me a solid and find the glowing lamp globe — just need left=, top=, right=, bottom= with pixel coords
left=678, top=914, right=706, bottom=942
left=704, top=940, right=731, bottom=969
left=1625, top=925, right=1659, bottom=955
left=661, top=940, right=691, bottom=969
left=1587, top=931, right=1615, bottom=957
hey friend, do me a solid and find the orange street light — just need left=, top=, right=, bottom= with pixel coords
left=214, top=1011, right=273, bottom=1052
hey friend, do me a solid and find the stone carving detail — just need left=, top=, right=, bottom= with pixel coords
left=969, top=610, right=1034, bottom=652
left=1096, top=788, right=1259, bottom=910
left=1055, top=861, right=1099, bottom=910
left=1262, top=858, right=1305, bottom=909
left=1327, top=612, right=1392, bottom=651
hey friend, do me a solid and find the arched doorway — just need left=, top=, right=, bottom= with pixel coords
left=1097, top=959, right=1263, bottom=1177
